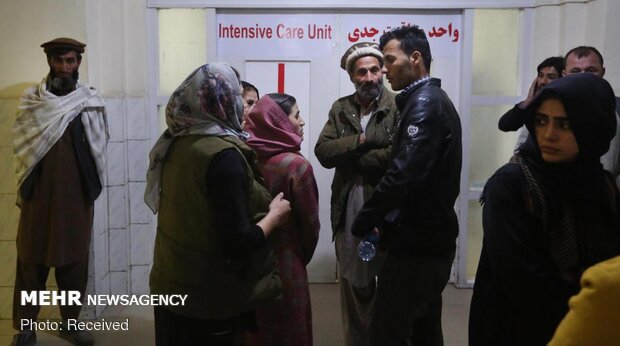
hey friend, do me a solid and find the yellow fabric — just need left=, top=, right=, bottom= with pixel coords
left=548, top=256, right=620, bottom=346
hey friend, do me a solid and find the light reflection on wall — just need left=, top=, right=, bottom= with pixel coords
left=472, top=9, right=520, bottom=96
left=467, top=9, right=522, bottom=281
left=159, top=8, right=207, bottom=95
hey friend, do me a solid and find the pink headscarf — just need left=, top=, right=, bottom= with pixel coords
left=245, top=95, right=302, bottom=158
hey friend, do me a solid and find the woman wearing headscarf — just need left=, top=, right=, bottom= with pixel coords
left=244, top=93, right=320, bottom=346
left=241, top=80, right=259, bottom=128
left=469, top=73, right=620, bottom=346
left=144, top=63, right=291, bottom=346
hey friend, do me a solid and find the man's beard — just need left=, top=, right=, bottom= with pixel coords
left=49, top=69, right=79, bottom=96
left=355, top=81, right=382, bottom=101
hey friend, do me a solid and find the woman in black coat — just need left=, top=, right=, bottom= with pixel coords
left=469, top=73, right=620, bottom=346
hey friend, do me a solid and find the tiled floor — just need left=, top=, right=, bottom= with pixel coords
left=0, top=284, right=472, bottom=345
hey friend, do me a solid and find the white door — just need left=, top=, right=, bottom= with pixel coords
left=246, top=61, right=311, bottom=158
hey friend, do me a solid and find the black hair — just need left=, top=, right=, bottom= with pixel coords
left=537, top=56, right=564, bottom=75
left=241, top=81, right=260, bottom=98
left=268, top=93, right=297, bottom=115
left=379, top=25, right=432, bottom=72
left=564, top=46, right=604, bottom=67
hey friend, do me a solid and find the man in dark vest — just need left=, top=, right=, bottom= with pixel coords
left=11, top=37, right=108, bottom=346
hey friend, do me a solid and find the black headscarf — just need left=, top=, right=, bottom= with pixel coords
left=512, top=74, right=616, bottom=197
left=498, top=73, right=619, bottom=275
left=500, top=73, right=616, bottom=163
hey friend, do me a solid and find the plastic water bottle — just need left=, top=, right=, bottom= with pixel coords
left=358, top=233, right=379, bottom=262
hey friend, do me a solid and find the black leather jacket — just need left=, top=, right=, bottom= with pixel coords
left=352, top=78, right=462, bottom=257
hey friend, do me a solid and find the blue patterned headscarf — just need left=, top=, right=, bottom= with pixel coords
left=144, top=63, right=247, bottom=213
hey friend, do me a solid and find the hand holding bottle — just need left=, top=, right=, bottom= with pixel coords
left=358, top=229, right=380, bottom=262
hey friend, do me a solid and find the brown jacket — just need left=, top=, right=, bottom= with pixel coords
left=314, top=87, right=397, bottom=238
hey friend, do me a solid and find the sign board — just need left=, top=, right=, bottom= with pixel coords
left=217, top=12, right=461, bottom=59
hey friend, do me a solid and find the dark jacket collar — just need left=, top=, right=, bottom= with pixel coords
left=395, top=77, right=441, bottom=108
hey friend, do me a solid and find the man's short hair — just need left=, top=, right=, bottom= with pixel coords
left=537, top=56, right=564, bottom=74
left=41, top=37, right=85, bottom=61
left=564, top=46, right=604, bottom=67
left=379, top=25, right=432, bottom=72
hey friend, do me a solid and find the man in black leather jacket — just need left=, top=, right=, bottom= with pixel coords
left=352, top=25, right=462, bottom=346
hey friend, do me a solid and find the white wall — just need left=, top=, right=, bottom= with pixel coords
left=0, top=0, right=87, bottom=95
left=531, top=0, right=619, bottom=95
left=85, top=0, right=154, bottom=300
left=598, top=0, right=620, bottom=94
